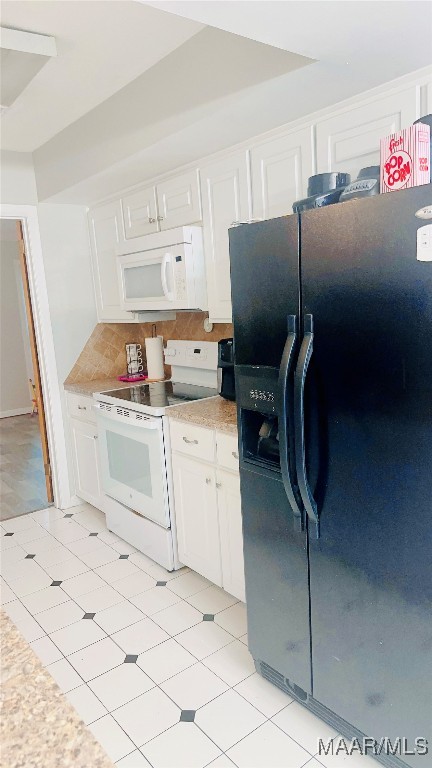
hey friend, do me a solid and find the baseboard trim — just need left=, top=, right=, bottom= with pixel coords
left=0, top=407, right=33, bottom=418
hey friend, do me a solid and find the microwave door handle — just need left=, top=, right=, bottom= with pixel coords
left=278, top=314, right=303, bottom=528
left=161, top=254, right=174, bottom=301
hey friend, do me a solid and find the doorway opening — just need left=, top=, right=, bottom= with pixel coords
left=0, top=220, right=53, bottom=521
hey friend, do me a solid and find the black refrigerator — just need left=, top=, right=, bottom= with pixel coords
left=229, top=184, right=432, bottom=768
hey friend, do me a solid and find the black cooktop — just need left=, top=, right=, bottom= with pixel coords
left=102, top=381, right=218, bottom=409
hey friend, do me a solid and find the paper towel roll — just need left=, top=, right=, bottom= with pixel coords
left=145, top=336, right=165, bottom=380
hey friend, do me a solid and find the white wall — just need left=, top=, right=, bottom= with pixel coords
left=0, top=237, right=33, bottom=417
left=37, top=204, right=97, bottom=384
left=0, top=151, right=38, bottom=204
left=36, top=203, right=97, bottom=505
left=1, top=152, right=98, bottom=505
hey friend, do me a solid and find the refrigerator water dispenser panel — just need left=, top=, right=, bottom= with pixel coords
left=236, top=365, right=279, bottom=415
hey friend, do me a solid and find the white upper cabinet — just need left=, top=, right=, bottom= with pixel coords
left=122, top=185, right=158, bottom=238
left=89, top=200, right=135, bottom=323
left=251, top=126, right=314, bottom=220
left=156, top=169, right=202, bottom=231
left=121, top=169, right=201, bottom=239
left=316, top=88, right=418, bottom=180
left=201, top=150, right=251, bottom=323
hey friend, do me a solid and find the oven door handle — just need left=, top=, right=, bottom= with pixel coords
left=93, top=403, right=161, bottom=429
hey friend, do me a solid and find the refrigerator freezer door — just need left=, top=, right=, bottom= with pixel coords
left=230, top=216, right=311, bottom=695
left=301, top=185, right=432, bottom=763
left=240, top=468, right=312, bottom=695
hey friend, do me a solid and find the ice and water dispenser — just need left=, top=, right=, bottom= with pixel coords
left=236, top=365, right=282, bottom=470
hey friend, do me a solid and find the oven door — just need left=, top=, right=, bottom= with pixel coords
left=96, top=403, right=170, bottom=528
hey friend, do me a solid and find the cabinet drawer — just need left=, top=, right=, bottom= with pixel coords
left=67, top=393, right=96, bottom=424
left=170, top=420, right=215, bottom=462
left=216, top=431, right=239, bottom=472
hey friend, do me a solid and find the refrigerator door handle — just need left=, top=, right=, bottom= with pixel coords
left=294, top=314, right=320, bottom=537
left=278, top=314, right=303, bottom=528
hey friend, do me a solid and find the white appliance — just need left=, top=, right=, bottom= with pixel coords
left=116, top=226, right=207, bottom=311
left=94, top=340, right=218, bottom=570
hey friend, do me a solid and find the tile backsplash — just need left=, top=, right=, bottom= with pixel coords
left=65, top=313, right=233, bottom=384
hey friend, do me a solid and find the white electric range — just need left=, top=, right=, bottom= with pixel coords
left=93, top=340, right=218, bottom=571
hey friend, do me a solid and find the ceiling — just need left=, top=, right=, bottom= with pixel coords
left=144, top=0, right=432, bottom=67
left=1, top=0, right=431, bottom=204
left=0, top=0, right=203, bottom=151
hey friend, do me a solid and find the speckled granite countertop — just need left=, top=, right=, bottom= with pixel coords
left=64, top=378, right=138, bottom=396
left=0, top=611, right=114, bottom=768
left=168, top=396, right=238, bottom=434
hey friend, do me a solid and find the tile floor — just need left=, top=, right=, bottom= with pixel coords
left=0, top=503, right=375, bottom=768
left=0, top=414, right=47, bottom=520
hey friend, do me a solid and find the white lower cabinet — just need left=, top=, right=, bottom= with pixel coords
left=70, top=417, right=104, bottom=509
left=171, top=421, right=245, bottom=601
left=67, top=393, right=105, bottom=511
left=172, top=454, right=222, bottom=586
left=216, top=468, right=245, bottom=602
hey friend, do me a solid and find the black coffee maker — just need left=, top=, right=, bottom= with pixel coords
left=217, top=338, right=236, bottom=401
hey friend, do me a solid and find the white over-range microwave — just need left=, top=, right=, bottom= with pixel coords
left=116, top=225, right=207, bottom=311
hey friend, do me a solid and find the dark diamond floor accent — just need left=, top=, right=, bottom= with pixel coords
left=83, top=613, right=96, bottom=620
left=180, top=710, right=196, bottom=722
left=25, top=554, right=36, bottom=559
left=51, top=581, right=62, bottom=587
left=4, top=532, right=14, bottom=537
left=64, top=513, right=73, bottom=518
left=124, top=654, right=138, bottom=664
left=89, top=532, right=98, bottom=537
left=119, top=554, right=129, bottom=560
left=156, top=581, right=167, bottom=586
left=203, top=614, right=215, bottom=621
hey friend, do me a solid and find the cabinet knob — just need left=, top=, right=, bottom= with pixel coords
left=232, top=451, right=239, bottom=460
left=216, top=481, right=222, bottom=489
left=183, top=437, right=198, bottom=445
left=157, top=215, right=164, bottom=222
left=206, top=477, right=211, bottom=485
left=148, top=217, right=156, bottom=224
left=94, top=435, right=98, bottom=440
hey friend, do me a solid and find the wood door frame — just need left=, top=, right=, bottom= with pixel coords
left=16, top=220, right=53, bottom=502
left=1, top=204, right=73, bottom=509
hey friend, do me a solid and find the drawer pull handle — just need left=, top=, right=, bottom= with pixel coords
left=232, top=451, right=239, bottom=459
left=216, top=481, right=222, bottom=489
left=206, top=477, right=211, bottom=485
left=77, top=405, right=87, bottom=410
left=182, top=437, right=198, bottom=445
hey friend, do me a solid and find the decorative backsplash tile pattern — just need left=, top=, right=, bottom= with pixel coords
left=65, top=313, right=233, bottom=384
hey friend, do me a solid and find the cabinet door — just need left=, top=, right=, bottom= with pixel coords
left=70, top=418, right=104, bottom=510
left=156, top=169, right=201, bottom=230
left=217, top=469, right=245, bottom=602
left=89, top=201, right=134, bottom=322
left=316, top=87, right=418, bottom=180
left=122, top=186, right=158, bottom=238
left=201, top=151, right=251, bottom=323
left=251, top=127, right=314, bottom=220
left=172, top=453, right=222, bottom=585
